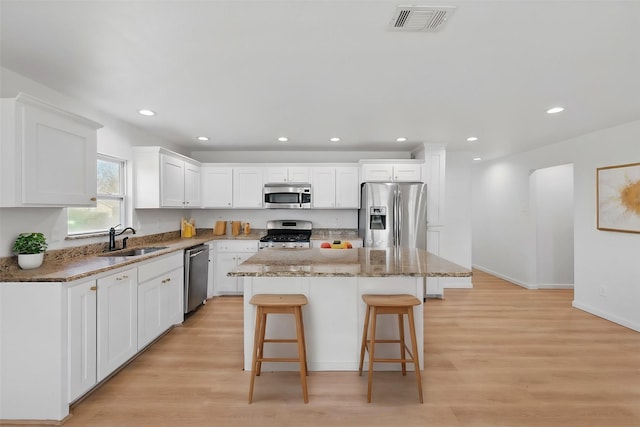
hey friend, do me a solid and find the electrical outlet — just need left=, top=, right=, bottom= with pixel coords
left=599, top=285, right=608, bottom=297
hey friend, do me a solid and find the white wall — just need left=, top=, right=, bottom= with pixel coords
left=472, top=119, right=640, bottom=331
left=532, top=164, right=574, bottom=287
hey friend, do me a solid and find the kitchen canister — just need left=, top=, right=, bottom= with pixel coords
left=214, top=221, right=227, bottom=235
left=231, top=221, right=241, bottom=236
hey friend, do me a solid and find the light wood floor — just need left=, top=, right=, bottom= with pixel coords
left=35, top=271, right=640, bottom=426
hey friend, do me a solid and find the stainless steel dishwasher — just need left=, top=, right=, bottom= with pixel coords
left=184, top=244, right=209, bottom=314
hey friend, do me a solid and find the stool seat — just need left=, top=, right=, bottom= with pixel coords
left=248, top=293, right=309, bottom=404
left=362, top=294, right=421, bottom=308
left=249, top=294, right=308, bottom=307
left=359, top=293, right=423, bottom=403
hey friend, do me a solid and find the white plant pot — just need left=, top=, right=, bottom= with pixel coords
left=17, top=253, right=44, bottom=270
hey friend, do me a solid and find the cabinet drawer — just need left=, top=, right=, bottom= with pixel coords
left=138, top=252, right=183, bottom=283
left=216, top=240, right=258, bottom=252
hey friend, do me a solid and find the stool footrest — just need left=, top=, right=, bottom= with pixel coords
left=364, top=343, right=415, bottom=362
left=258, top=357, right=302, bottom=363
left=263, top=338, right=298, bottom=343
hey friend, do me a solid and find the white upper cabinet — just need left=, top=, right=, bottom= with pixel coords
left=183, top=160, right=201, bottom=207
left=311, top=166, right=359, bottom=208
left=335, top=167, right=360, bottom=208
left=265, top=166, right=310, bottom=183
left=311, top=167, right=336, bottom=208
left=133, top=147, right=201, bottom=208
left=361, top=161, right=422, bottom=182
left=423, top=145, right=446, bottom=227
left=361, top=164, right=393, bottom=181
left=202, top=166, right=233, bottom=208
left=0, top=93, right=102, bottom=207
left=233, top=167, right=264, bottom=208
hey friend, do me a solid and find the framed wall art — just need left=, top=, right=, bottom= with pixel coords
left=597, top=162, right=640, bottom=233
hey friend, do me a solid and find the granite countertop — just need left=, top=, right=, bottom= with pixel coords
left=228, top=247, right=471, bottom=278
left=0, top=230, right=265, bottom=283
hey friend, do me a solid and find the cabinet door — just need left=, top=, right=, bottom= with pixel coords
left=265, top=167, right=288, bottom=183
left=234, top=253, right=254, bottom=293
left=162, top=268, right=184, bottom=328
left=215, top=252, right=240, bottom=293
left=233, top=167, right=263, bottom=208
left=160, top=155, right=185, bottom=207
left=97, top=268, right=137, bottom=381
left=183, top=162, right=201, bottom=207
left=335, top=167, right=360, bottom=208
left=22, top=102, right=98, bottom=206
left=137, top=276, right=163, bottom=350
left=311, top=167, right=336, bottom=208
left=202, top=167, right=233, bottom=208
left=393, top=164, right=422, bottom=181
left=138, top=267, right=183, bottom=350
left=207, top=242, right=215, bottom=298
left=288, top=167, right=309, bottom=183
left=424, top=150, right=445, bottom=226
left=68, top=280, right=97, bottom=402
left=362, top=164, right=393, bottom=181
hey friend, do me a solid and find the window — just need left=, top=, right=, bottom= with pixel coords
left=67, top=155, right=126, bottom=235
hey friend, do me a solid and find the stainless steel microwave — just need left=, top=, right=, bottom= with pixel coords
left=263, top=183, right=311, bottom=209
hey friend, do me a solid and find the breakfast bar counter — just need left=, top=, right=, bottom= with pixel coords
left=229, top=247, right=470, bottom=372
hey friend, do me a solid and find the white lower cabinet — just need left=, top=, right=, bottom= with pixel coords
left=68, top=280, right=97, bottom=402
left=214, top=241, right=258, bottom=295
left=137, top=252, right=184, bottom=350
left=97, top=267, right=138, bottom=382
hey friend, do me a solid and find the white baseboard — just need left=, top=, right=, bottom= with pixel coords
left=538, top=283, right=574, bottom=290
left=572, top=300, right=640, bottom=333
left=472, top=264, right=533, bottom=289
left=441, top=276, right=473, bottom=289
left=472, top=265, right=574, bottom=290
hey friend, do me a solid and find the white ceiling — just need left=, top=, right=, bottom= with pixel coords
left=2, top=0, right=639, bottom=160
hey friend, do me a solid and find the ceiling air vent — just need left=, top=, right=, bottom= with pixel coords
left=389, top=5, right=456, bottom=32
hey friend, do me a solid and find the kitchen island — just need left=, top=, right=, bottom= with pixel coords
left=228, top=247, right=471, bottom=372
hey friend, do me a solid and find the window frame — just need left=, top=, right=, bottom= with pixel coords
left=67, top=154, right=127, bottom=237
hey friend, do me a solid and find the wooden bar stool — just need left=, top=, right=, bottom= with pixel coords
left=248, top=294, right=309, bottom=404
left=358, top=294, right=423, bottom=403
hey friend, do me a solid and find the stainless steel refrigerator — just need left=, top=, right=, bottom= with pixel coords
left=358, top=182, right=427, bottom=249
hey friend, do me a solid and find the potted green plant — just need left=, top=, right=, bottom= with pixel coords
left=13, top=232, right=48, bottom=269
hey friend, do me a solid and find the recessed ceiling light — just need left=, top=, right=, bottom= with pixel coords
left=197, top=136, right=209, bottom=141
left=546, top=106, right=565, bottom=114
left=396, top=137, right=407, bottom=142
left=467, top=136, right=478, bottom=142
left=138, top=109, right=156, bottom=116
left=330, top=137, right=340, bottom=142
left=277, top=137, right=288, bottom=142
left=473, top=157, right=482, bottom=161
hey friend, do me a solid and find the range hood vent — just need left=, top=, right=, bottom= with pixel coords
left=389, top=5, right=456, bottom=32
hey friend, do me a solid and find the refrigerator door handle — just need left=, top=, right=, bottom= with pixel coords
left=396, top=188, right=402, bottom=246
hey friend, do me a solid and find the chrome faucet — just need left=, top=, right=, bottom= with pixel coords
left=108, top=225, right=136, bottom=251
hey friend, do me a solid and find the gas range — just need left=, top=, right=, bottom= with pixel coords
left=258, top=220, right=312, bottom=249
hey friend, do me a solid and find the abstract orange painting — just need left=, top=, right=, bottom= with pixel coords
left=597, top=162, right=640, bottom=233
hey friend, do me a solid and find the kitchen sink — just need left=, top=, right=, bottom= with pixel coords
left=99, top=247, right=168, bottom=257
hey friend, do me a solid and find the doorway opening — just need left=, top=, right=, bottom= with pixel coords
left=530, top=164, right=574, bottom=289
